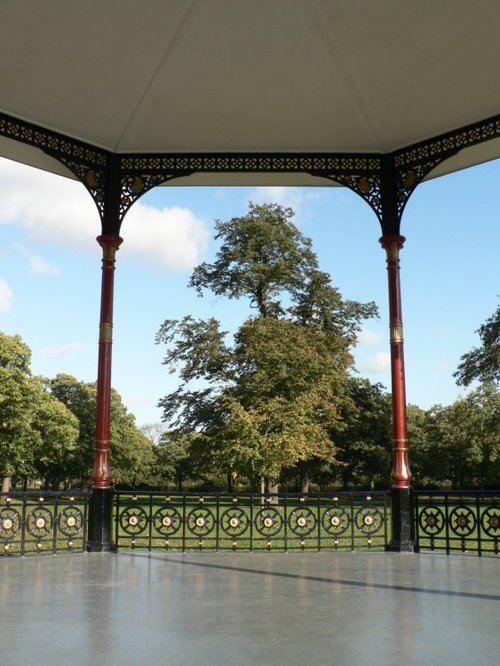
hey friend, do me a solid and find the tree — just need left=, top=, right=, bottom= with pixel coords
left=48, top=374, right=97, bottom=485
left=31, top=388, right=79, bottom=489
left=333, top=379, right=392, bottom=489
left=152, top=431, right=193, bottom=490
left=454, top=304, right=500, bottom=386
left=157, top=203, right=377, bottom=490
left=0, top=332, right=40, bottom=491
left=426, top=385, right=499, bottom=488
left=48, top=374, right=154, bottom=488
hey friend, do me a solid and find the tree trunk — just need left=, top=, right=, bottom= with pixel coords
left=300, top=468, right=310, bottom=495
left=259, top=476, right=266, bottom=504
left=226, top=472, right=234, bottom=493
left=2, top=477, right=11, bottom=493
left=267, top=478, right=279, bottom=504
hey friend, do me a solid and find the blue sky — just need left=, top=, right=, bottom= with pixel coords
left=0, top=156, right=498, bottom=426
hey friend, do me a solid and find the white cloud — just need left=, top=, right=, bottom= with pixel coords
left=249, top=186, right=305, bottom=215
left=15, top=245, right=61, bottom=276
left=0, top=158, right=209, bottom=271
left=122, top=203, right=209, bottom=270
left=0, top=278, right=13, bottom=313
left=357, top=328, right=383, bottom=347
left=41, top=342, right=86, bottom=357
left=28, top=254, right=60, bottom=276
left=361, top=351, right=391, bottom=374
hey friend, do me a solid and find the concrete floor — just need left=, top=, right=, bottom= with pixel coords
left=0, top=551, right=498, bottom=665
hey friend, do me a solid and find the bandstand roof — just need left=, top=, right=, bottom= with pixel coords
left=0, top=1, right=499, bottom=185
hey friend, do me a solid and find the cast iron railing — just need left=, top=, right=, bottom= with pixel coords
left=0, top=490, right=88, bottom=556
left=114, top=490, right=389, bottom=552
left=414, top=490, right=499, bottom=556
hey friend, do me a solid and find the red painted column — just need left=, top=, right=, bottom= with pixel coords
left=92, top=234, right=123, bottom=489
left=379, top=235, right=412, bottom=489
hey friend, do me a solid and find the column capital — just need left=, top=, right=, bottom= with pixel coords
left=379, top=234, right=405, bottom=252
left=97, top=234, right=123, bottom=260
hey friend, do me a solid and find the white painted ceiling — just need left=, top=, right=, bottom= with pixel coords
left=0, top=0, right=499, bottom=183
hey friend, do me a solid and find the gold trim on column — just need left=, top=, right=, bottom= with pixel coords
left=390, top=324, right=404, bottom=343
left=99, top=322, right=113, bottom=342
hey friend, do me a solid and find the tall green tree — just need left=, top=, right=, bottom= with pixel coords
left=454, top=304, right=500, bottom=386
left=49, top=374, right=154, bottom=487
left=157, top=203, right=377, bottom=490
left=333, top=379, right=392, bottom=489
left=31, top=388, right=79, bottom=489
left=0, top=332, right=39, bottom=491
left=426, top=385, right=499, bottom=488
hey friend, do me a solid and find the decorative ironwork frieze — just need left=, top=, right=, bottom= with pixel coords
left=414, top=490, right=499, bottom=555
left=0, top=112, right=108, bottom=168
left=118, top=172, right=190, bottom=222
left=0, top=491, right=88, bottom=556
left=2, top=109, right=499, bottom=232
left=395, top=114, right=500, bottom=170
left=115, top=491, right=389, bottom=552
left=120, top=153, right=381, bottom=175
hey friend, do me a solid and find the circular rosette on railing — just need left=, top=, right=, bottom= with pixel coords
left=26, top=506, right=53, bottom=538
left=186, top=507, right=216, bottom=537
left=288, top=507, right=317, bottom=537
left=321, top=506, right=350, bottom=535
left=480, top=506, right=499, bottom=538
left=254, top=507, right=283, bottom=537
left=57, top=506, right=84, bottom=537
left=0, top=506, right=21, bottom=539
left=418, top=504, right=445, bottom=536
left=354, top=505, right=384, bottom=535
left=220, top=507, right=249, bottom=538
left=449, top=506, right=477, bottom=538
left=153, top=506, right=182, bottom=537
left=119, top=506, right=149, bottom=536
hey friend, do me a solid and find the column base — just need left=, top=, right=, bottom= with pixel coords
left=86, top=487, right=117, bottom=552
left=386, top=486, right=416, bottom=553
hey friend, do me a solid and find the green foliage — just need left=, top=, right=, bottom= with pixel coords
left=425, top=385, right=499, bottom=488
left=157, top=203, right=378, bottom=485
left=48, top=374, right=155, bottom=487
left=0, top=332, right=40, bottom=480
left=190, top=203, right=317, bottom=317
left=47, top=374, right=96, bottom=483
left=334, top=378, right=392, bottom=489
left=31, top=387, right=79, bottom=488
left=454, top=304, right=500, bottom=386
left=151, top=431, right=193, bottom=490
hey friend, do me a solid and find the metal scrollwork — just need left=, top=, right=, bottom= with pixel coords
left=321, top=506, right=350, bottom=536
left=480, top=506, right=500, bottom=538
left=220, top=507, right=250, bottom=538
left=418, top=505, right=445, bottom=537
left=254, top=507, right=283, bottom=537
left=119, top=173, right=178, bottom=221
left=449, top=506, right=477, bottom=538
left=355, top=506, right=384, bottom=535
left=57, top=506, right=84, bottom=537
left=0, top=506, right=21, bottom=539
left=26, top=506, right=53, bottom=538
left=288, top=506, right=317, bottom=537
left=186, top=507, right=216, bottom=537
left=154, top=506, right=182, bottom=537
left=57, top=157, right=107, bottom=221
left=119, top=506, right=149, bottom=536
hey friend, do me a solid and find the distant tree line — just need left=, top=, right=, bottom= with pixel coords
left=0, top=331, right=153, bottom=492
